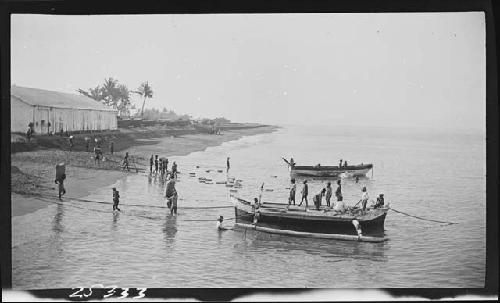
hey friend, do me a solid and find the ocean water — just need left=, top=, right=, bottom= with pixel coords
left=12, top=125, right=486, bottom=288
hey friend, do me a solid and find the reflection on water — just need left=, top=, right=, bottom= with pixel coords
left=112, top=211, right=120, bottom=231
left=51, top=203, right=64, bottom=234
left=163, top=215, right=177, bottom=246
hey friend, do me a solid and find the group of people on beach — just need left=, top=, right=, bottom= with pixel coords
left=150, top=154, right=178, bottom=179
left=288, top=178, right=384, bottom=213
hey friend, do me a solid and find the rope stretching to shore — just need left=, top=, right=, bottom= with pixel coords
left=389, top=207, right=457, bottom=225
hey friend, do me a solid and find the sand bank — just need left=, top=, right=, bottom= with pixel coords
left=11, top=125, right=278, bottom=217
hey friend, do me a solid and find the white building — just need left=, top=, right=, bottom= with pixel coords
left=11, top=85, right=118, bottom=134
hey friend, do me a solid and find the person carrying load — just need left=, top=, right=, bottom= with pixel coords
left=55, top=163, right=66, bottom=200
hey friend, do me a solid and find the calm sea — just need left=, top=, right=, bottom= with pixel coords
left=12, top=124, right=486, bottom=288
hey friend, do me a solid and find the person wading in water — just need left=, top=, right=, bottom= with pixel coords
left=165, top=177, right=178, bottom=215
left=112, top=188, right=121, bottom=211
left=55, top=173, right=66, bottom=200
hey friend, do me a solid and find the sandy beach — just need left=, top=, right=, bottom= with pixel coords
left=11, top=125, right=278, bottom=217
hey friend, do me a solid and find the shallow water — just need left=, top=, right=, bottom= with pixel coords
left=12, top=125, right=486, bottom=288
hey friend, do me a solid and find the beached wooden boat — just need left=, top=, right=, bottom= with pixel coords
left=230, top=195, right=388, bottom=242
left=284, top=160, right=373, bottom=178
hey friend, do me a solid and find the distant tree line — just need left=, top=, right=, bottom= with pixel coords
left=141, top=107, right=191, bottom=121
left=78, top=78, right=153, bottom=117
left=78, top=78, right=231, bottom=124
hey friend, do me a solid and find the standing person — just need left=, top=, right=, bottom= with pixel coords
left=149, top=155, right=154, bottom=173
left=68, top=136, right=74, bottom=151
left=339, top=159, right=343, bottom=167
left=226, top=157, right=230, bottom=172
left=335, top=180, right=343, bottom=202
left=112, top=188, right=121, bottom=211
left=313, top=188, right=326, bottom=210
left=171, top=161, right=178, bottom=179
left=288, top=178, right=296, bottom=205
left=159, top=159, right=163, bottom=175
left=164, top=158, right=169, bottom=173
left=123, top=152, right=130, bottom=171
left=298, top=180, right=309, bottom=209
left=154, top=155, right=159, bottom=174
left=165, top=177, right=178, bottom=215
left=325, top=182, right=332, bottom=207
left=94, top=146, right=101, bottom=166
left=361, top=187, right=370, bottom=212
left=290, top=157, right=295, bottom=167
left=55, top=173, right=66, bottom=200
left=109, top=141, right=114, bottom=154
left=344, top=160, right=348, bottom=167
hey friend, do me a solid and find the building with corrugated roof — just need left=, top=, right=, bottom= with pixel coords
left=11, top=85, right=118, bottom=134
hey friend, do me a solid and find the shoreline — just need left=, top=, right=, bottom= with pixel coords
left=11, top=125, right=279, bottom=217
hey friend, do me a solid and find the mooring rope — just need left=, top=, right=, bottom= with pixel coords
left=34, top=195, right=248, bottom=223
left=389, top=207, right=457, bottom=225
left=28, top=193, right=234, bottom=210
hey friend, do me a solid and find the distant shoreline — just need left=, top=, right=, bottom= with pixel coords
left=11, top=124, right=279, bottom=217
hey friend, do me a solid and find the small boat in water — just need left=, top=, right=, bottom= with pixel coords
left=283, top=158, right=373, bottom=178
left=230, top=195, right=388, bottom=242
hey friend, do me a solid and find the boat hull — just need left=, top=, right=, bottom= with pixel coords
left=232, top=196, right=387, bottom=237
left=289, top=164, right=373, bottom=178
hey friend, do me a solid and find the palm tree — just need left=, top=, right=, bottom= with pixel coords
left=137, top=81, right=153, bottom=118
left=102, top=77, right=118, bottom=107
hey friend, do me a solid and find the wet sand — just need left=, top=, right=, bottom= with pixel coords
left=11, top=126, right=278, bottom=217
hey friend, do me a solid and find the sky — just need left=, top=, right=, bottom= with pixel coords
left=11, top=13, right=485, bottom=131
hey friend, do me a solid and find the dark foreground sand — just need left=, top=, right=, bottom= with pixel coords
left=11, top=126, right=278, bottom=217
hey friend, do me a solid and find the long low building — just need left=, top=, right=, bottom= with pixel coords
left=11, top=85, right=118, bottom=134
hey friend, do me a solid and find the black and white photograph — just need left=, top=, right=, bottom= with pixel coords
left=2, top=3, right=497, bottom=301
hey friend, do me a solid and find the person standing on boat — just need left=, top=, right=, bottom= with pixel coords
left=313, top=188, right=326, bottom=210
left=290, top=157, right=295, bottom=167
left=339, top=159, right=342, bottom=167
left=344, top=160, right=348, bottom=167
left=288, top=178, right=296, bottom=205
left=325, top=182, right=332, bottom=207
left=361, top=187, right=369, bottom=212
left=298, top=180, right=309, bottom=209
left=335, top=180, right=343, bottom=202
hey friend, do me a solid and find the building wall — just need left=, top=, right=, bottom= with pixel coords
left=11, top=97, right=118, bottom=134
left=11, top=97, right=34, bottom=133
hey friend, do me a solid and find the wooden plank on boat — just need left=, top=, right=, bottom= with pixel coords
left=234, top=223, right=387, bottom=243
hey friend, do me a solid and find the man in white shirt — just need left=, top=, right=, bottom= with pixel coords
left=361, top=187, right=369, bottom=211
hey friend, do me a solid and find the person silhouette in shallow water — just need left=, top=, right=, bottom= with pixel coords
left=112, top=188, right=121, bottom=211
